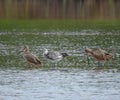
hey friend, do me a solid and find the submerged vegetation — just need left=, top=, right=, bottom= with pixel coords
left=0, top=32, right=120, bottom=68
left=0, top=19, right=120, bottom=69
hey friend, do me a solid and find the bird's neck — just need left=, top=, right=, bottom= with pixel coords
left=86, top=48, right=93, bottom=54
left=44, top=49, right=48, bottom=55
left=24, top=50, right=30, bottom=54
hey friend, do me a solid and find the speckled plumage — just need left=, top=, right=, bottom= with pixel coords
left=23, top=45, right=42, bottom=66
left=85, top=48, right=113, bottom=61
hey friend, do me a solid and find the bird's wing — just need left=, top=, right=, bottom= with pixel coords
left=46, top=51, right=62, bottom=60
left=93, top=48, right=112, bottom=60
left=100, top=49, right=113, bottom=60
left=93, top=48, right=107, bottom=55
left=31, top=54, right=42, bottom=64
left=25, top=53, right=41, bottom=64
left=99, top=49, right=109, bottom=54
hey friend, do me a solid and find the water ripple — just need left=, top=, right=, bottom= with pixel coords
left=0, top=68, right=120, bottom=100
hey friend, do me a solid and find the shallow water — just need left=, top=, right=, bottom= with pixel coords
left=0, top=31, right=120, bottom=68
left=0, top=68, right=120, bottom=100
left=0, top=31, right=120, bottom=100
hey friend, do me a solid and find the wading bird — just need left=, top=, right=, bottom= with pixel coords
left=85, top=48, right=113, bottom=67
left=23, top=45, right=42, bottom=69
left=43, top=48, right=68, bottom=66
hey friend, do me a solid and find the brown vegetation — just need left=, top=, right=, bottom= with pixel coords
left=0, top=0, right=120, bottom=19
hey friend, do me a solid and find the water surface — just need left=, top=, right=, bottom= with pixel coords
left=0, top=31, right=120, bottom=100
left=0, top=31, right=120, bottom=68
left=0, top=68, right=120, bottom=100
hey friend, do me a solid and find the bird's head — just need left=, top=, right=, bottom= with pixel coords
left=43, top=48, right=48, bottom=55
left=61, top=53, right=69, bottom=57
left=85, top=48, right=92, bottom=54
left=23, top=45, right=29, bottom=53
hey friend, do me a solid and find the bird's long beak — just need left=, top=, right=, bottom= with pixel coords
left=17, top=50, right=23, bottom=54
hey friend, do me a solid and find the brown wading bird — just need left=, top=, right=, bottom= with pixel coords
left=22, top=45, right=42, bottom=69
left=85, top=48, right=113, bottom=67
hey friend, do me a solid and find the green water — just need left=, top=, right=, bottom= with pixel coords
left=0, top=29, right=120, bottom=100
left=0, top=19, right=120, bottom=32
left=0, top=31, right=119, bottom=69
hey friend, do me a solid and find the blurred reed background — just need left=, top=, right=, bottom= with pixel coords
left=0, top=0, right=120, bottom=20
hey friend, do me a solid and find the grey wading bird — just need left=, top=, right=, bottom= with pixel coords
left=43, top=48, right=68, bottom=64
left=22, top=45, right=42, bottom=68
left=85, top=48, right=113, bottom=67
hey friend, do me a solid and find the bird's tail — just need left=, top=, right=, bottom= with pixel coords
left=106, top=54, right=113, bottom=60
left=36, top=59, right=42, bottom=65
left=61, top=53, right=69, bottom=57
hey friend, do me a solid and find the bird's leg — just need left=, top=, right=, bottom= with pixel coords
left=28, top=62, right=41, bottom=70
left=25, top=62, right=34, bottom=70
left=55, top=63, right=59, bottom=70
left=29, top=63, right=36, bottom=70
left=86, top=54, right=90, bottom=67
left=98, top=61, right=103, bottom=67
left=53, top=63, right=57, bottom=67
left=49, top=63, right=54, bottom=69
left=51, top=63, right=57, bottom=70
left=34, top=65, right=39, bottom=69
left=33, top=64, right=42, bottom=69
